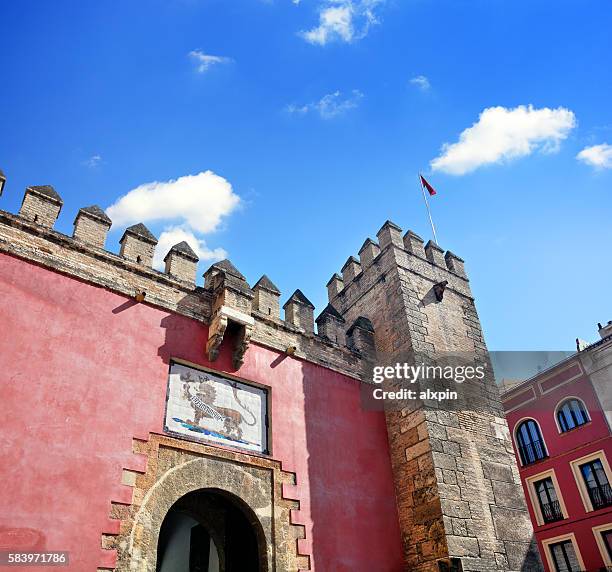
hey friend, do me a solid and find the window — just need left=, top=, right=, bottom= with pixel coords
left=515, top=419, right=547, bottom=465
left=602, top=530, right=612, bottom=563
left=549, top=539, right=582, bottom=572
left=593, top=524, right=612, bottom=568
left=557, top=398, right=589, bottom=432
left=580, top=459, right=612, bottom=510
left=534, top=477, right=564, bottom=523
left=526, top=469, right=568, bottom=527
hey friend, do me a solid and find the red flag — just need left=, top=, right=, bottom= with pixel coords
left=420, top=175, right=437, bottom=196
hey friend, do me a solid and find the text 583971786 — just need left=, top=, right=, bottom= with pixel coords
left=0, top=552, right=69, bottom=566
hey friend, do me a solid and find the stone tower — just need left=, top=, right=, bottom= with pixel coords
left=327, top=221, right=541, bottom=572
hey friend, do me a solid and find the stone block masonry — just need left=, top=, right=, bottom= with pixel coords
left=328, top=220, right=542, bottom=572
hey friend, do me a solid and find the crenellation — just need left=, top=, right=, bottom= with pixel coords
left=358, top=238, right=380, bottom=268
left=326, top=273, right=344, bottom=302
left=19, top=185, right=63, bottom=228
left=119, top=223, right=157, bottom=266
left=253, top=275, right=281, bottom=319
left=0, top=201, right=367, bottom=380
left=283, top=289, right=315, bottom=334
left=403, top=229, right=425, bottom=256
left=425, top=239, right=446, bottom=267
left=346, top=316, right=376, bottom=360
left=315, top=303, right=346, bottom=345
left=445, top=251, right=466, bottom=278
left=341, top=255, right=361, bottom=284
left=376, top=219, right=403, bottom=250
left=164, top=241, right=199, bottom=283
left=73, top=205, right=112, bottom=248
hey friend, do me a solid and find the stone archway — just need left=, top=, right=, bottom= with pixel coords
left=107, top=435, right=311, bottom=572
left=123, top=455, right=272, bottom=571
left=156, top=488, right=265, bottom=572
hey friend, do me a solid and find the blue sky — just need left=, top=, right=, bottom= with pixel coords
left=1, top=0, right=611, bottom=351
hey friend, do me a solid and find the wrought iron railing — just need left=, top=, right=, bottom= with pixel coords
left=541, top=499, right=564, bottom=523
left=588, top=482, right=612, bottom=509
left=517, top=439, right=547, bottom=465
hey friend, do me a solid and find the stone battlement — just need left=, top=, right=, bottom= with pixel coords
left=0, top=180, right=391, bottom=379
left=328, top=220, right=471, bottom=313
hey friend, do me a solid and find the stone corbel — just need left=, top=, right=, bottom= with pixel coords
left=233, top=323, right=254, bottom=369
left=206, top=309, right=229, bottom=362
left=206, top=305, right=255, bottom=365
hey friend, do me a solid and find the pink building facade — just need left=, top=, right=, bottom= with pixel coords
left=503, top=328, right=612, bottom=572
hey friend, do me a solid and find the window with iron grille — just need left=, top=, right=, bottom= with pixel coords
left=557, top=398, right=589, bottom=433
left=601, top=529, right=612, bottom=563
left=549, top=539, right=581, bottom=572
left=534, top=477, right=564, bottom=523
left=516, top=419, right=547, bottom=465
left=580, top=459, right=612, bottom=510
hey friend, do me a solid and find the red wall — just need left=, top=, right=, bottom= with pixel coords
left=0, top=253, right=403, bottom=571
left=506, top=368, right=612, bottom=571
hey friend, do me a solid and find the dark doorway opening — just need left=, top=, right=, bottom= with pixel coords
left=156, top=489, right=262, bottom=572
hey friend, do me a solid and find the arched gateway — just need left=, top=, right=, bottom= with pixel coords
left=156, top=489, right=264, bottom=572
left=109, top=434, right=307, bottom=572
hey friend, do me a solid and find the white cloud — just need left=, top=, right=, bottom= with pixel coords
left=300, top=1, right=383, bottom=45
left=430, top=105, right=577, bottom=175
left=107, top=171, right=239, bottom=273
left=286, top=90, right=363, bottom=119
left=152, top=226, right=227, bottom=271
left=83, top=154, right=102, bottom=168
left=106, top=171, right=240, bottom=234
left=577, top=143, right=612, bottom=169
left=410, top=75, right=430, bottom=91
left=188, top=50, right=232, bottom=73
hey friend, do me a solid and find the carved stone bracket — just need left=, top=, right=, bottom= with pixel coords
left=233, top=323, right=254, bottom=369
left=206, top=304, right=255, bottom=365
left=206, top=309, right=229, bottom=362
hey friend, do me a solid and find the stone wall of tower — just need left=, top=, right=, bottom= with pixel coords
left=328, top=221, right=542, bottom=572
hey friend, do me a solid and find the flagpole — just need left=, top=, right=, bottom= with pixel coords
left=418, top=173, right=438, bottom=244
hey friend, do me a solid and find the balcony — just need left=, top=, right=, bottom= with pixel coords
left=518, top=439, right=548, bottom=465
left=588, top=482, right=612, bottom=509
left=541, top=499, right=564, bottom=523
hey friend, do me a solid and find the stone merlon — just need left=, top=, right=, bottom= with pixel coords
left=204, top=259, right=253, bottom=299
left=19, top=185, right=63, bottom=229
left=26, top=185, right=63, bottom=206
left=164, top=241, right=199, bottom=284
left=358, top=238, right=380, bottom=268
left=341, top=255, right=362, bottom=284
left=166, top=240, right=199, bottom=262
left=119, top=222, right=158, bottom=267
left=444, top=250, right=466, bottom=277
left=424, top=239, right=445, bottom=267
left=73, top=205, right=112, bottom=249
left=326, top=273, right=344, bottom=301
left=253, top=274, right=281, bottom=294
left=253, top=274, right=281, bottom=319
left=376, top=220, right=403, bottom=250
left=403, top=230, right=424, bottom=256
left=316, top=303, right=346, bottom=345
left=346, top=316, right=376, bottom=359
left=283, top=289, right=315, bottom=333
